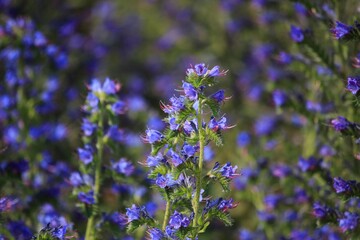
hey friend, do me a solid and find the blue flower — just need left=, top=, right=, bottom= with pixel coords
left=112, top=158, right=135, bottom=176
left=126, top=204, right=145, bottom=222
left=211, top=89, right=225, bottom=103
left=182, top=81, right=198, bottom=101
left=237, top=131, right=251, bottom=148
left=333, top=177, right=356, bottom=194
left=78, top=146, right=93, bottom=165
left=208, top=116, right=227, bottom=131
left=331, top=116, right=352, bottom=132
left=168, top=149, right=184, bottom=166
left=148, top=228, right=164, bottom=240
left=111, top=100, right=127, bottom=114
left=81, top=119, right=96, bottom=136
left=182, top=144, right=197, bottom=157
left=69, top=172, right=83, bottom=187
left=331, top=21, right=353, bottom=39
left=145, top=129, right=163, bottom=144
left=207, top=65, right=223, bottom=77
left=146, top=154, right=164, bottom=167
left=78, top=191, right=95, bottom=204
left=297, top=156, right=322, bottom=172
left=169, top=117, right=179, bottom=130
left=220, top=162, right=238, bottom=178
left=339, top=212, right=359, bottom=232
left=290, top=25, right=304, bottom=42
left=155, top=173, right=176, bottom=188
left=272, top=90, right=287, bottom=107
left=169, top=211, right=183, bottom=229
left=347, top=77, right=360, bottom=95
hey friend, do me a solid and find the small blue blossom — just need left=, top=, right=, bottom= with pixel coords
left=78, top=191, right=95, bottom=204
left=146, top=153, right=164, bottom=167
left=155, top=173, right=176, bottom=188
left=339, top=212, right=359, bottom=232
left=112, top=158, right=135, bottom=176
left=111, top=100, right=127, bottom=115
left=208, top=116, right=227, bottom=131
left=81, top=119, right=96, bottom=136
left=78, top=146, right=93, bottom=165
left=237, top=131, right=251, bottom=148
left=347, top=77, right=360, bottom=95
left=182, top=81, right=198, bottom=101
left=211, top=89, right=225, bottom=103
left=148, top=228, right=164, bottom=240
left=331, top=21, right=353, bottom=39
left=272, top=89, right=287, bottom=107
left=168, top=149, right=184, bottom=166
left=331, top=116, right=352, bottom=132
left=220, top=162, right=238, bottom=178
left=126, top=204, right=145, bottom=222
left=69, top=172, right=83, bottom=187
left=182, top=144, right=197, bottom=157
left=290, top=25, right=304, bottom=42
left=145, top=129, right=164, bottom=144
left=333, top=177, right=356, bottom=194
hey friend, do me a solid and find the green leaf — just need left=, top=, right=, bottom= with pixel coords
left=205, top=98, right=221, bottom=117
left=205, top=128, right=223, bottom=146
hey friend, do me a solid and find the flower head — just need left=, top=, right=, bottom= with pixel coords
left=331, top=21, right=353, bottom=39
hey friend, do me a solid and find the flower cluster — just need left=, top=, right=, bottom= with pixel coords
left=125, top=64, right=237, bottom=239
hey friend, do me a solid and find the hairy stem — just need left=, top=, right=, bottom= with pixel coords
left=193, top=100, right=204, bottom=231
left=85, top=102, right=104, bottom=240
left=162, top=200, right=171, bottom=231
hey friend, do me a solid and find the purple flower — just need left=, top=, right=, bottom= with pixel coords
left=254, top=115, right=277, bottom=136
left=78, top=146, right=93, bottom=165
left=208, top=116, right=227, bottom=131
left=155, top=173, right=176, bottom=188
left=162, top=96, right=185, bottom=114
left=331, top=21, right=353, bottom=39
left=290, top=25, right=304, bottom=42
left=103, top=78, right=117, bottom=94
left=111, top=100, right=127, bottom=114
left=169, top=211, right=183, bottom=229
left=182, top=144, right=197, bottom=157
left=126, top=204, right=145, bottom=222
left=297, top=156, right=322, bottom=172
left=208, top=66, right=221, bottom=77
left=78, top=191, right=95, bottom=204
left=81, top=119, right=96, bottom=136
left=182, top=81, right=198, bottom=101
left=264, top=194, right=282, bottom=210
left=347, top=77, right=360, bottom=95
left=86, top=92, right=99, bottom=108
left=272, top=90, right=287, bottom=107
left=146, top=154, right=164, bottom=167
left=331, top=116, right=352, bottom=132
left=145, top=129, right=163, bottom=144
left=194, top=63, right=208, bottom=76
left=0, top=197, right=18, bottom=212
left=333, top=177, right=356, bottom=194
left=169, top=117, right=179, bottom=130
left=220, top=162, right=238, bottom=178
left=271, top=164, right=291, bottom=178
left=69, top=172, right=83, bottom=187
left=112, top=158, right=135, bottom=176
left=106, top=126, right=125, bottom=142
left=218, top=198, right=237, bottom=212
left=312, top=202, right=329, bottom=219
left=148, top=228, right=164, bottom=240
left=339, top=212, right=359, bottom=232
left=108, top=212, right=127, bottom=227
left=211, top=90, right=225, bottom=103
left=237, top=131, right=251, bottom=148
left=168, top=149, right=184, bottom=166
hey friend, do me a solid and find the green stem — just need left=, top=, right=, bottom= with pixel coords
left=85, top=102, right=104, bottom=240
left=162, top=200, right=171, bottom=231
left=192, top=100, right=204, bottom=232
